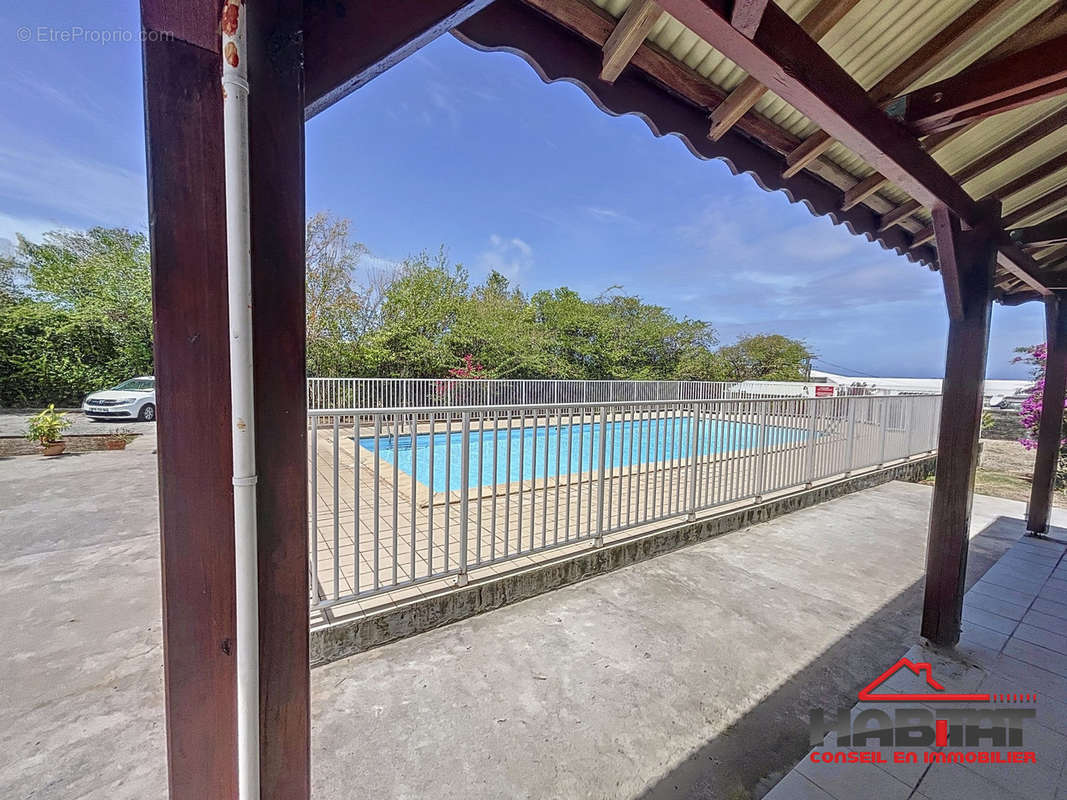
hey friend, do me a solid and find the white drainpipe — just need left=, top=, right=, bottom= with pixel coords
left=221, top=1, right=260, bottom=798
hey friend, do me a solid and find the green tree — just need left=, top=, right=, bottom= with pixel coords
left=0, top=228, right=154, bottom=406
left=710, top=334, right=813, bottom=382
left=305, top=212, right=369, bottom=342
left=449, top=271, right=557, bottom=378
left=366, top=250, right=469, bottom=376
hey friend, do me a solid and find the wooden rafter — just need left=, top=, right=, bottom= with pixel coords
left=651, top=0, right=978, bottom=219
left=730, top=0, right=769, bottom=39
left=879, top=199, right=921, bottom=232
left=1004, top=184, right=1067, bottom=229
left=708, top=0, right=859, bottom=140
left=775, top=0, right=1015, bottom=183
left=998, top=243, right=1055, bottom=296
left=1034, top=240, right=1067, bottom=263
left=955, top=106, right=1067, bottom=185
left=462, top=0, right=932, bottom=260
left=521, top=0, right=799, bottom=151
left=981, top=151, right=1067, bottom=204
left=600, top=0, right=663, bottom=83
left=840, top=125, right=974, bottom=212
left=782, top=131, right=833, bottom=179
left=894, top=34, right=1067, bottom=135
left=877, top=3, right=1067, bottom=231
left=912, top=225, right=936, bottom=249
left=1011, top=213, right=1067, bottom=248
left=883, top=105, right=1067, bottom=231
left=977, top=2, right=1067, bottom=68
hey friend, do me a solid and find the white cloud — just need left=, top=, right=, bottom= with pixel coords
left=0, top=140, right=146, bottom=230
left=477, top=234, right=534, bottom=281
left=582, top=206, right=637, bottom=225
left=0, top=210, right=71, bottom=245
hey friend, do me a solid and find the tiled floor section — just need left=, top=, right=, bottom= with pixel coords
left=765, top=533, right=1067, bottom=800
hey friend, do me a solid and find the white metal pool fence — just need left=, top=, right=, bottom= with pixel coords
left=308, top=393, right=941, bottom=609
left=306, top=377, right=846, bottom=411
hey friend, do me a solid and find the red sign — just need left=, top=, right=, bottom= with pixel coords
left=814, top=385, right=834, bottom=397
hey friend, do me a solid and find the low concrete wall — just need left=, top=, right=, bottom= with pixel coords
left=310, top=455, right=937, bottom=667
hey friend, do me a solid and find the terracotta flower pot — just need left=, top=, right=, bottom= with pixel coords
left=42, top=441, right=66, bottom=456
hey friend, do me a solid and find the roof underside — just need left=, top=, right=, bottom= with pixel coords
left=452, top=0, right=1067, bottom=302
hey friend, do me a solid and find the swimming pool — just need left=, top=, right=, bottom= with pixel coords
left=359, top=414, right=807, bottom=493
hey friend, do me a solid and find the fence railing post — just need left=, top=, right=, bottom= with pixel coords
left=687, top=402, right=700, bottom=520
left=844, top=398, right=857, bottom=475
left=595, top=405, right=607, bottom=547
left=755, top=401, right=768, bottom=500
left=310, top=414, right=319, bottom=606
left=805, top=398, right=817, bottom=487
left=458, top=411, right=471, bottom=586
left=879, top=398, right=889, bottom=466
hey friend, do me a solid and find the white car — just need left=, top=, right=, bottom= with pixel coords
left=82, top=376, right=156, bottom=422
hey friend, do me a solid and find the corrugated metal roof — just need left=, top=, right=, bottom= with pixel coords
left=583, top=0, right=1067, bottom=291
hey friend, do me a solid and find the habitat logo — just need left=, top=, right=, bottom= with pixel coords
left=808, top=657, right=1038, bottom=766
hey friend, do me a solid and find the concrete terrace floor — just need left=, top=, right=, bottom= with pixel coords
left=0, top=440, right=1055, bottom=799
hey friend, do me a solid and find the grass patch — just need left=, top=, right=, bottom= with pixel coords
left=922, top=467, right=1067, bottom=507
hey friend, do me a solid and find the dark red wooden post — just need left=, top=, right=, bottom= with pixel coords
left=920, top=206, right=997, bottom=647
left=1026, top=294, right=1067, bottom=534
left=141, top=2, right=237, bottom=796
left=244, top=1, right=311, bottom=797
left=141, top=0, right=309, bottom=796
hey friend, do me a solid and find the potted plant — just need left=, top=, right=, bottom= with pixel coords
left=26, top=404, right=72, bottom=456
left=104, top=428, right=134, bottom=451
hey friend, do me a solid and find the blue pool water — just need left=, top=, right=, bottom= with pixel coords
left=359, top=415, right=807, bottom=494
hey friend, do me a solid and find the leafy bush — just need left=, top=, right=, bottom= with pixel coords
left=0, top=302, right=151, bottom=406
left=0, top=227, right=153, bottom=407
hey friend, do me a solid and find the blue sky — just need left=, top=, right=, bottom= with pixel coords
left=1, top=2, right=1044, bottom=379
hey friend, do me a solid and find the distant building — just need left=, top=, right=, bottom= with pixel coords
left=731, top=370, right=1032, bottom=407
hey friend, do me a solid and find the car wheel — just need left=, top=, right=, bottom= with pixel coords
left=138, top=403, right=156, bottom=422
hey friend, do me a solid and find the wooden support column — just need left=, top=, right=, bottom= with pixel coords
left=140, top=3, right=237, bottom=796
left=140, top=0, right=309, bottom=796
left=244, top=0, right=310, bottom=797
left=1027, top=295, right=1067, bottom=534
left=920, top=206, right=997, bottom=647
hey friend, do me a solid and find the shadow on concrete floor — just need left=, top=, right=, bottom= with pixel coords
left=636, top=514, right=1037, bottom=799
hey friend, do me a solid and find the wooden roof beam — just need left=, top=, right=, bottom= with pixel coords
left=600, top=0, right=663, bottom=83
left=880, top=106, right=1067, bottom=231
left=998, top=243, right=1055, bottom=296
left=730, top=0, right=769, bottom=39
left=654, top=0, right=981, bottom=221
left=304, top=0, right=493, bottom=119
left=893, top=34, right=1067, bottom=136
left=772, top=0, right=1015, bottom=184
left=1011, top=213, right=1067, bottom=248
left=708, top=0, right=859, bottom=140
